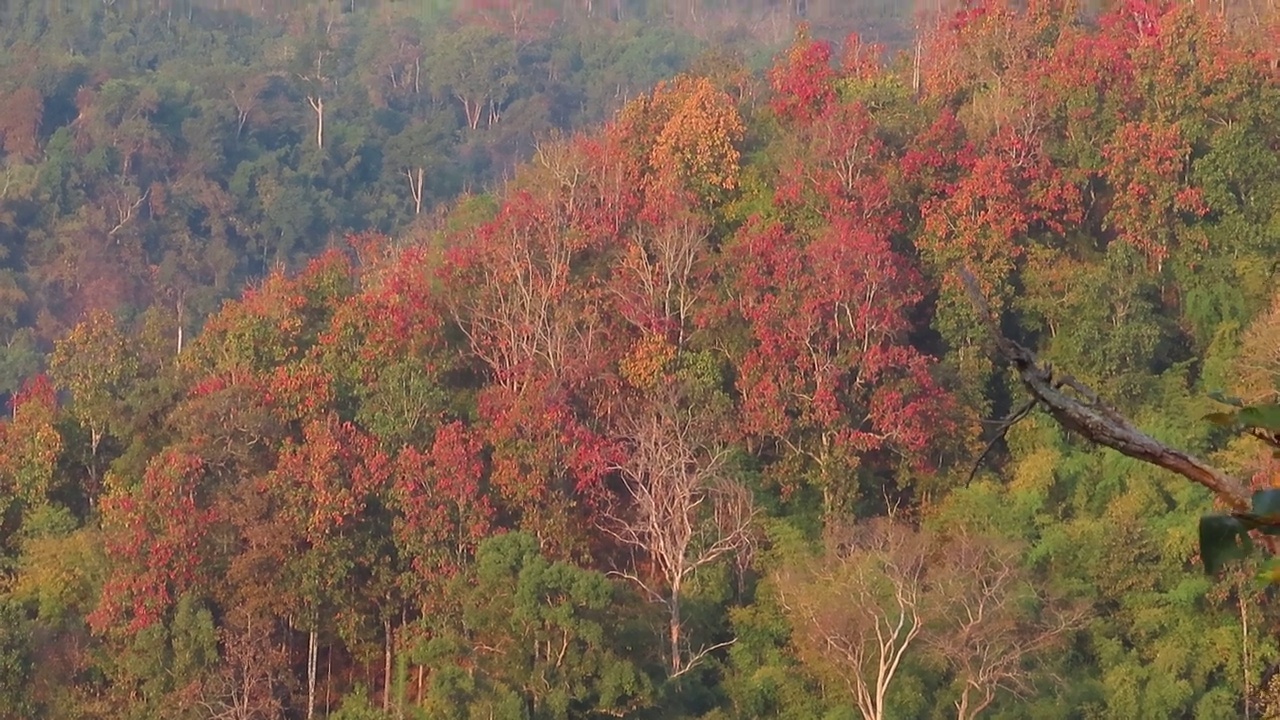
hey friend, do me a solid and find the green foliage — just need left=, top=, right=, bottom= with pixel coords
left=419, top=533, right=657, bottom=720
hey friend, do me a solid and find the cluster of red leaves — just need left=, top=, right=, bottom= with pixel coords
left=768, top=29, right=837, bottom=124
left=479, top=382, right=622, bottom=514
left=391, top=421, right=493, bottom=585
left=92, top=451, right=215, bottom=635
left=271, top=417, right=391, bottom=542
left=0, top=375, right=63, bottom=505
left=728, top=212, right=955, bottom=479
left=1104, top=120, right=1207, bottom=266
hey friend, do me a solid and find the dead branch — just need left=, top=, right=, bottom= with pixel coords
left=967, top=397, right=1039, bottom=484
left=958, top=266, right=1251, bottom=513
left=108, top=188, right=150, bottom=238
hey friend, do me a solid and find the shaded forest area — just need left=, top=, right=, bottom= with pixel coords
left=0, top=0, right=804, bottom=394
left=2, top=0, right=1280, bottom=719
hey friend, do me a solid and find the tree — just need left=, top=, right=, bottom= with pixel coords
left=48, top=310, right=138, bottom=479
left=927, top=533, right=1086, bottom=719
left=420, top=532, right=655, bottom=720
left=196, top=608, right=291, bottom=720
left=725, top=213, right=962, bottom=512
left=90, top=451, right=216, bottom=636
left=613, top=74, right=745, bottom=199
left=0, top=375, right=62, bottom=512
left=600, top=380, right=756, bottom=677
left=775, top=517, right=929, bottom=720
left=0, top=86, right=43, bottom=161
left=429, top=24, right=515, bottom=131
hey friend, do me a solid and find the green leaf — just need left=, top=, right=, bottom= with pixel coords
left=1199, top=515, right=1254, bottom=574
left=1203, top=411, right=1238, bottom=427
left=1209, top=390, right=1245, bottom=408
left=1253, top=490, right=1280, bottom=516
left=1257, top=558, right=1280, bottom=587
left=1237, top=404, right=1280, bottom=432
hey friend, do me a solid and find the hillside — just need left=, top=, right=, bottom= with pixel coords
left=2, top=1, right=1280, bottom=718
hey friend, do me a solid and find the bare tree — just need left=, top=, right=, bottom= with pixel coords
left=928, top=534, right=1088, bottom=719
left=197, top=611, right=290, bottom=720
left=776, top=518, right=930, bottom=720
left=600, top=383, right=757, bottom=677
left=1235, top=291, right=1280, bottom=404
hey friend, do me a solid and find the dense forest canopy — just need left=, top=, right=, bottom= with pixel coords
left=1, top=0, right=1280, bottom=718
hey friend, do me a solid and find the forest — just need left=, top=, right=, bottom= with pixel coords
left=1, top=0, right=1279, bottom=718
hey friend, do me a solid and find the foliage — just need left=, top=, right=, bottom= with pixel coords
left=1, top=1, right=1279, bottom=717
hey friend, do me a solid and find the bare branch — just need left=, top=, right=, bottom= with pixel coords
left=108, top=188, right=150, bottom=238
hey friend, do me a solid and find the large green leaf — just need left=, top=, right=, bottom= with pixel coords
left=1203, top=411, right=1238, bottom=427
left=1199, top=515, right=1254, bottom=574
left=1232, top=490, right=1280, bottom=536
left=1253, top=490, right=1280, bottom=516
left=1237, top=404, right=1280, bottom=433
left=1209, top=390, right=1245, bottom=408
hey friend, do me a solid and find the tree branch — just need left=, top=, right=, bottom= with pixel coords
left=958, top=266, right=1250, bottom=512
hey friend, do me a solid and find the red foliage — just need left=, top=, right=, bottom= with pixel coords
left=9, top=374, right=58, bottom=420
left=726, top=211, right=957, bottom=491
left=608, top=187, right=713, bottom=342
left=776, top=99, right=898, bottom=229
left=839, top=33, right=883, bottom=81
left=442, top=181, right=614, bottom=392
left=0, top=375, right=63, bottom=506
left=913, top=118, right=1081, bottom=296
left=261, top=362, right=335, bottom=424
left=479, top=382, right=621, bottom=514
left=272, top=417, right=392, bottom=542
left=92, top=451, right=215, bottom=635
left=1103, top=120, right=1207, bottom=267
left=768, top=29, right=837, bottom=125
left=326, top=246, right=450, bottom=368
left=392, top=421, right=493, bottom=584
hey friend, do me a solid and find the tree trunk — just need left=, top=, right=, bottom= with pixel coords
left=307, top=627, right=318, bottom=720
left=175, top=295, right=185, bottom=355
left=668, top=593, right=681, bottom=676
left=1242, top=591, right=1252, bottom=720
left=308, top=95, right=325, bottom=149
left=406, top=167, right=424, bottom=215
left=383, top=618, right=393, bottom=713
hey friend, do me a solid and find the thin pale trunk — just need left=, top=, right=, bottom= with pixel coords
left=175, top=297, right=184, bottom=355
left=912, top=34, right=922, bottom=96
left=307, top=628, right=318, bottom=720
left=308, top=95, right=325, bottom=149
left=1243, top=591, right=1252, bottom=720
left=406, top=167, right=424, bottom=214
left=383, top=619, right=393, bottom=713
left=669, top=592, right=681, bottom=675
left=956, top=684, right=971, bottom=720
